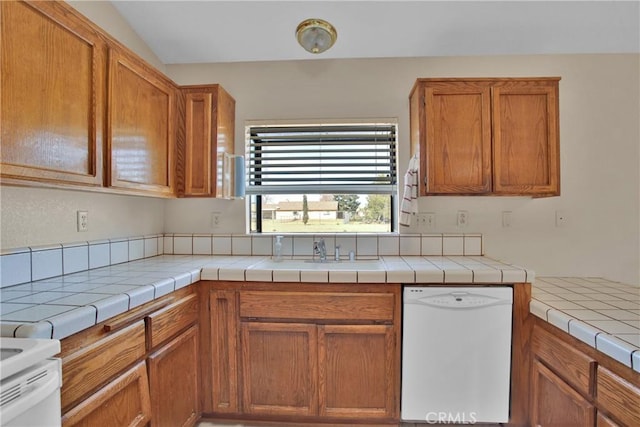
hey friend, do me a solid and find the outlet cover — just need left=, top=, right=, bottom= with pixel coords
left=77, top=210, right=88, bottom=232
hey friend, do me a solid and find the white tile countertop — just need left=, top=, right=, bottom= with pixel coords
left=531, top=277, right=640, bottom=373
left=0, top=254, right=531, bottom=339
left=1, top=253, right=638, bottom=374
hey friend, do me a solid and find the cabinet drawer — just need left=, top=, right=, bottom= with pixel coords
left=532, top=324, right=596, bottom=395
left=61, top=321, right=146, bottom=411
left=596, top=366, right=640, bottom=427
left=239, top=291, right=394, bottom=322
left=146, top=293, right=198, bottom=349
left=62, top=360, right=151, bottom=427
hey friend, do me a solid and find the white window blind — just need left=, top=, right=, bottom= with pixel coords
left=246, top=123, right=397, bottom=195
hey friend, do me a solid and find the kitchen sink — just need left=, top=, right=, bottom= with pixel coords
left=250, top=258, right=385, bottom=271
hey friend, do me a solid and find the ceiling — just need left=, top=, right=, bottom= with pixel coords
left=110, top=1, right=640, bottom=65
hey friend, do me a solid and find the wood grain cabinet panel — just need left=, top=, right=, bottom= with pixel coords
left=493, top=80, right=560, bottom=195
left=146, top=293, right=198, bottom=350
left=597, top=412, right=621, bottom=427
left=148, top=324, right=200, bottom=427
left=62, top=361, right=151, bottom=427
left=422, top=81, right=493, bottom=194
left=532, top=324, right=596, bottom=395
left=596, top=366, right=640, bottom=427
left=241, top=322, right=318, bottom=416
left=0, top=0, right=104, bottom=187
left=61, top=321, right=146, bottom=412
left=209, top=290, right=239, bottom=413
left=318, top=324, right=396, bottom=419
left=409, top=77, right=560, bottom=197
left=239, top=291, right=395, bottom=321
left=531, top=359, right=595, bottom=427
left=530, top=318, right=640, bottom=427
left=178, top=85, right=235, bottom=197
left=107, top=47, right=176, bottom=196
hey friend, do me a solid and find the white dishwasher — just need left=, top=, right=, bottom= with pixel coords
left=401, top=286, right=513, bottom=424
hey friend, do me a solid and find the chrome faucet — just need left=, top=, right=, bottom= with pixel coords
left=313, top=238, right=327, bottom=262
left=335, top=244, right=341, bottom=262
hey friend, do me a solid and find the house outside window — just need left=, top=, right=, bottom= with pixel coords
left=246, top=120, right=398, bottom=233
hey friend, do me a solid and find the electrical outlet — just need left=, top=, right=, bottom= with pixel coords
left=77, top=210, right=88, bottom=232
left=502, top=211, right=512, bottom=228
left=211, top=212, right=221, bottom=229
left=457, top=210, right=468, bottom=228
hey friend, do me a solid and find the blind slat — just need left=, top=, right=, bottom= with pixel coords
left=246, top=123, right=397, bottom=195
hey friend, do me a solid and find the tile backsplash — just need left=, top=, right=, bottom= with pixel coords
left=0, top=233, right=483, bottom=288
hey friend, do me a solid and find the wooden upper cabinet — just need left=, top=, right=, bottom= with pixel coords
left=178, top=85, right=236, bottom=198
left=410, top=77, right=560, bottom=197
left=493, top=80, right=560, bottom=195
left=107, top=47, right=176, bottom=196
left=0, top=1, right=105, bottom=187
left=423, top=81, right=492, bottom=194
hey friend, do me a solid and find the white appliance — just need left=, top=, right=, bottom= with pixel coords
left=0, top=338, right=62, bottom=427
left=401, top=286, right=513, bottom=424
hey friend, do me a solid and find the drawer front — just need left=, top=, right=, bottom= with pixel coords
left=62, top=361, right=151, bottom=427
left=239, top=291, right=394, bottom=322
left=532, top=325, right=596, bottom=395
left=596, top=366, right=640, bottom=427
left=62, top=321, right=146, bottom=411
left=146, top=293, right=198, bottom=349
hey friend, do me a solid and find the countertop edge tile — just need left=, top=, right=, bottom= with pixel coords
left=595, top=334, right=635, bottom=368
left=14, top=321, right=53, bottom=339
left=632, top=351, right=640, bottom=373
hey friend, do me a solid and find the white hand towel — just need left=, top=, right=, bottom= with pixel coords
left=399, top=156, right=419, bottom=227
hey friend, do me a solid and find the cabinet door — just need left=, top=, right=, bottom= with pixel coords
left=0, top=1, right=104, bottom=187
left=183, top=91, right=214, bottom=196
left=531, top=359, right=595, bottom=427
left=148, top=325, right=199, bottom=427
left=423, top=81, right=492, bottom=194
left=62, top=361, right=151, bottom=427
left=318, top=324, right=396, bottom=419
left=492, top=80, right=560, bottom=195
left=240, top=322, right=318, bottom=416
left=107, top=47, right=175, bottom=196
left=180, top=85, right=235, bottom=198
left=209, top=290, right=239, bottom=413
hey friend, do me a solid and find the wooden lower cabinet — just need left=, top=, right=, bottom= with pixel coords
left=60, top=286, right=199, bottom=427
left=62, top=361, right=151, bottom=427
left=318, top=324, right=395, bottom=419
left=205, top=282, right=401, bottom=423
left=531, top=319, right=640, bottom=427
left=241, top=322, right=318, bottom=416
left=148, top=324, right=200, bottom=427
left=530, top=359, right=595, bottom=427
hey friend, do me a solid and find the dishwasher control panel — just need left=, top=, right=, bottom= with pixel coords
left=404, top=286, right=512, bottom=309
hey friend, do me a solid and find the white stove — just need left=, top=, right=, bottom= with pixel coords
left=0, top=338, right=61, bottom=427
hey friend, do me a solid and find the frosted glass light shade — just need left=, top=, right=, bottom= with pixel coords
left=296, top=19, right=337, bottom=54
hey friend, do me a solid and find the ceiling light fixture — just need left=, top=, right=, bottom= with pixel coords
left=296, top=18, right=337, bottom=54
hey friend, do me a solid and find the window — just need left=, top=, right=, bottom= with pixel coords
left=246, top=120, right=398, bottom=233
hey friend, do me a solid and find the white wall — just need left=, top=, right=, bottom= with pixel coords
left=0, top=187, right=165, bottom=248
left=165, top=54, right=640, bottom=285
left=67, top=0, right=166, bottom=72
